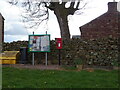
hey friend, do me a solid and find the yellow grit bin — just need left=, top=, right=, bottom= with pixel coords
left=0, top=51, right=19, bottom=64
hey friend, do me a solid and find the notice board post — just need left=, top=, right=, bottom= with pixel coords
left=32, top=32, right=35, bottom=65
left=45, top=31, right=48, bottom=66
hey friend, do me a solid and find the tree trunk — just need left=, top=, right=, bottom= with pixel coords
left=54, top=8, right=70, bottom=40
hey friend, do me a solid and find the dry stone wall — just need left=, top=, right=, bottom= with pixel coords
left=3, top=36, right=119, bottom=68
left=62, top=37, right=119, bottom=67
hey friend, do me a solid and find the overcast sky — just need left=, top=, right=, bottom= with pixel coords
left=0, top=0, right=120, bottom=42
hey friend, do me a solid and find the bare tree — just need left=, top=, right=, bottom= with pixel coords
left=8, top=0, right=87, bottom=40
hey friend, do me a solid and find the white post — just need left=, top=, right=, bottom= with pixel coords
left=32, top=52, right=34, bottom=65
left=45, top=31, right=48, bottom=66
left=45, top=52, right=47, bottom=66
left=32, top=31, right=35, bottom=66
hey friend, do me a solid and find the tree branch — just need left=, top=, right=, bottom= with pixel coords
left=76, top=0, right=80, bottom=9
left=8, top=0, right=18, bottom=5
left=44, top=2, right=56, bottom=11
left=70, top=0, right=75, bottom=9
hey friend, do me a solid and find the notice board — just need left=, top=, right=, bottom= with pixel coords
left=28, top=34, right=50, bottom=52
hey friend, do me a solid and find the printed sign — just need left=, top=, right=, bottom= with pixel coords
left=28, top=34, right=50, bottom=52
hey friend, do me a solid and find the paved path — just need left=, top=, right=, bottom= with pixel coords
left=2, top=64, right=120, bottom=71
left=2, top=64, right=62, bottom=70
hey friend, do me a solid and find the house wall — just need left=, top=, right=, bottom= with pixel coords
left=80, top=2, right=120, bottom=39
left=0, top=13, right=4, bottom=51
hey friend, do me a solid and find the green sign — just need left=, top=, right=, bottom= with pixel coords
left=28, top=34, right=50, bottom=52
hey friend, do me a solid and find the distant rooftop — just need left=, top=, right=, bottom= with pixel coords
left=0, top=13, right=5, bottom=20
left=72, top=35, right=80, bottom=39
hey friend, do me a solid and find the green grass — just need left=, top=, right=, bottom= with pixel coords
left=2, top=67, right=119, bottom=88
left=61, top=65, right=77, bottom=70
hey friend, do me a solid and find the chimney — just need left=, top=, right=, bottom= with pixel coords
left=108, top=2, right=117, bottom=12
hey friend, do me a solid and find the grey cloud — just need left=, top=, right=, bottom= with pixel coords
left=5, top=23, right=28, bottom=35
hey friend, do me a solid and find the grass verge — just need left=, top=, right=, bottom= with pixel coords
left=2, top=67, right=119, bottom=88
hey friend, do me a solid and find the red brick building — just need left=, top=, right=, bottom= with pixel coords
left=0, top=13, right=4, bottom=43
left=80, top=2, right=120, bottom=39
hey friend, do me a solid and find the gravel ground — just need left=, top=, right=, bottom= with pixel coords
left=2, top=64, right=120, bottom=71
left=2, top=64, right=62, bottom=70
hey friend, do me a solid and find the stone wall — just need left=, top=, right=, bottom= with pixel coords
left=62, top=37, right=119, bottom=68
left=3, top=37, right=119, bottom=68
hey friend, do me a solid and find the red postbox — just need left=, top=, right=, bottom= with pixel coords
left=56, top=38, right=62, bottom=49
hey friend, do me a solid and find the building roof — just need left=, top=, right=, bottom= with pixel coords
left=0, top=13, right=5, bottom=20
left=80, top=2, right=119, bottom=29
left=79, top=2, right=120, bottom=39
